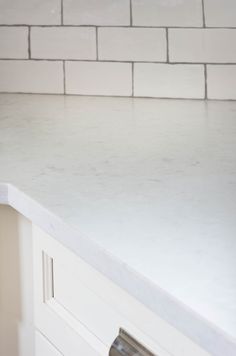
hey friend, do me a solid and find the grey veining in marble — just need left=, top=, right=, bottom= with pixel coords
left=0, top=94, right=236, bottom=356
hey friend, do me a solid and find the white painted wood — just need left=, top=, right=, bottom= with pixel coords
left=35, top=331, right=62, bottom=356
left=33, top=224, right=210, bottom=356
left=53, top=263, right=165, bottom=355
left=33, top=226, right=105, bottom=356
left=0, top=205, right=34, bottom=356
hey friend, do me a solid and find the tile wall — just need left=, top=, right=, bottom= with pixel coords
left=0, top=0, right=235, bottom=99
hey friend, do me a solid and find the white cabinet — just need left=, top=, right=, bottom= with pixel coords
left=33, top=225, right=210, bottom=356
left=35, top=331, right=62, bottom=356
left=0, top=205, right=210, bottom=356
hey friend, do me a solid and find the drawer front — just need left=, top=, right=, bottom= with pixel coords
left=33, top=225, right=210, bottom=356
left=53, top=259, right=166, bottom=355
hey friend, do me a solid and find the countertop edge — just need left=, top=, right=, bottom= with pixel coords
left=0, top=181, right=235, bottom=356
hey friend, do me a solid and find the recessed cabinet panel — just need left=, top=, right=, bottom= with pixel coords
left=33, top=233, right=106, bottom=355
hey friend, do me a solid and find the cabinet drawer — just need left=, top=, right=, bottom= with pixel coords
left=33, top=225, right=210, bottom=356
left=53, top=258, right=163, bottom=354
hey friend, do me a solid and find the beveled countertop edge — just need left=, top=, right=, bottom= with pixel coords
left=0, top=182, right=235, bottom=356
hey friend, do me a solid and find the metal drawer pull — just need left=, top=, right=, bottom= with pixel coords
left=109, top=328, right=156, bottom=356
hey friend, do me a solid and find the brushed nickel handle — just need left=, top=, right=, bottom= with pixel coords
left=109, top=328, right=156, bottom=356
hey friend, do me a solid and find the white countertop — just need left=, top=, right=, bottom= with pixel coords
left=0, top=94, right=236, bottom=356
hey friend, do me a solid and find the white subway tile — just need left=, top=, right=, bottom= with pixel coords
left=0, top=60, right=63, bottom=93
left=0, top=0, right=61, bottom=25
left=207, top=65, right=236, bottom=100
left=134, top=63, right=204, bottom=98
left=132, top=0, right=203, bottom=27
left=204, top=0, right=236, bottom=27
left=0, top=27, right=28, bottom=59
left=98, top=27, right=166, bottom=62
left=169, top=29, right=236, bottom=63
left=65, top=61, right=132, bottom=96
left=31, top=27, right=96, bottom=60
left=64, top=0, right=130, bottom=25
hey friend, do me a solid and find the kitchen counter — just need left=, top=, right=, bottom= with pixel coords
left=0, top=94, right=236, bottom=356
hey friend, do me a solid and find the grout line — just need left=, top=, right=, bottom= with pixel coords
left=63, top=60, right=66, bottom=94
left=202, top=0, right=206, bottom=27
left=132, top=62, right=134, bottom=96
left=96, top=27, right=98, bottom=60
left=1, top=24, right=236, bottom=29
left=166, top=28, right=169, bottom=63
left=28, top=26, right=31, bottom=59
left=204, top=64, right=208, bottom=99
left=61, top=0, right=64, bottom=25
left=0, top=58, right=235, bottom=65
left=130, top=0, right=133, bottom=26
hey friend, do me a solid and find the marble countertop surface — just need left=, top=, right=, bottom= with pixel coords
left=0, top=94, right=236, bottom=355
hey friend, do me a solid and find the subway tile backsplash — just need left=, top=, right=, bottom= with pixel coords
left=204, top=0, right=236, bottom=27
left=132, top=0, right=203, bottom=27
left=63, top=0, right=130, bottom=26
left=169, top=29, right=236, bottom=63
left=0, top=0, right=61, bottom=25
left=134, top=63, right=205, bottom=99
left=66, top=61, right=132, bottom=96
left=0, top=0, right=235, bottom=99
left=31, top=27, right=97, bottom=60
left=98, top=27, right=166, bottom=62
left=0, top=27, right=28, bottom=59
left=0, top=60, right=64, bottom=93
left=207, top=65, right=236, bottom=100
